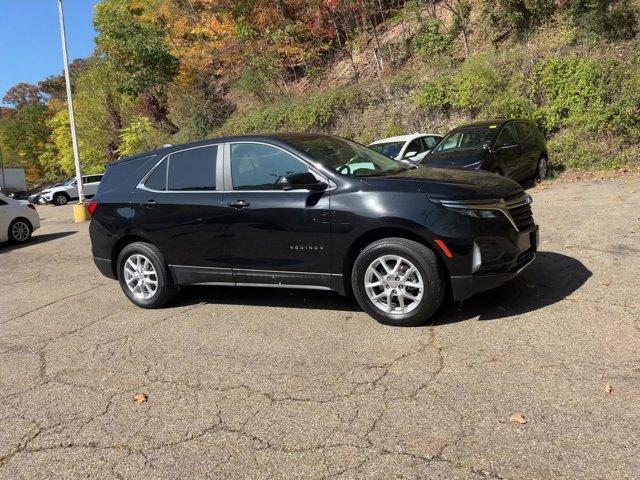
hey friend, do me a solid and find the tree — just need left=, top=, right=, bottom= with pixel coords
left=2, top=83, right=42, bottom=108
left=94, top=0, right=180, bottom=134
left=1, top=103, right=51, bottom=178
left=38, top=59, right=88, bottom=102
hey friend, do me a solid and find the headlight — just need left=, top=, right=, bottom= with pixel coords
left=428, top=196, right=502, bottom=219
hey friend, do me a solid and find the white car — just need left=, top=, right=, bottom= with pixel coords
left=0, top=194, right=40, bottom=244
left=41, top=174, right=104, bottom=206
left=369, top=133, right=443, bottom=164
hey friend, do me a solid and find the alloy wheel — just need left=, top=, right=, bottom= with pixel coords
left=11, top=221, right=30, bottom=242
left=364, top=255, right=424, bottom=315
left=123, top=254, right=158, bottom=300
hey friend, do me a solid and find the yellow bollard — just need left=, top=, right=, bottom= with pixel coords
left=73, top=203, right=90, bottom=223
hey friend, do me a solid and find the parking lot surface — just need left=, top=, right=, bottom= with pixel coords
left=1, top=177, right=639, bottom=479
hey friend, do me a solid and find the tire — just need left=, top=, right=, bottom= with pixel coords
left=536, top=156, right=548, bottom=182
left=8, top=218, right=33, bottom=244
left=53, top=193, right=69, bottom=206
left=351, top=238, right=446, bottom=327
left=117, top=242, right=178, bottom=309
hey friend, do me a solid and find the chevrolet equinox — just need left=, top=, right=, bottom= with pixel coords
left=89, top=133, right=538, bottom=326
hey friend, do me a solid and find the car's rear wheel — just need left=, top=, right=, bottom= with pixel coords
left=117, top=242, right=178, bottom=308
left=53, top=193, right=69, bottom=206
left=8, top=218, right=32, bottom=244
left=351, top=238, right=445, bottom=326
left=536, top=156, right=548, bottom=182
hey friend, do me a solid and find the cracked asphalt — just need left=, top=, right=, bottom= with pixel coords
left=1, top=177, right=639, bottom=479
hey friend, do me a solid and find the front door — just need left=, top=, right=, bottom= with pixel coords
left=132, top=144, right=233, bottom=285
left=222, top=142, right=332, bottom=289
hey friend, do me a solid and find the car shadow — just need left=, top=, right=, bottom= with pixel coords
left=174, top=251, right=591, bottom=322
left=434, top=251, right=592, bottom=323
left=0, top=231, right=77, bottom=253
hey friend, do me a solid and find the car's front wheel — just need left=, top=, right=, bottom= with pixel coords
left=117, top=242, right=178, bottom=308
left=351, top=238, right=445, bottom=326
left=53, top=193, right=69, bottom=206
left=8, top=218, right=32, bottom=244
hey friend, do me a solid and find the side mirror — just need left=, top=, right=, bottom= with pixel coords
left=403, top=151, right=417, bottom=159
left=278, top=172, right=327, bottom=192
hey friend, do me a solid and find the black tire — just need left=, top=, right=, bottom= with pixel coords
left=53, top=193, right=69, bottom=206
left=8, top=218, right=33, bottom=244
left=351, top=238, right=446, bottom=327
left=536, top=156, right=548, bottom=182
left=117, top=242, right=178, bottom=308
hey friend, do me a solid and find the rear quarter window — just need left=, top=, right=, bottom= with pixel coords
left=97, top=154, right=159, bottom=199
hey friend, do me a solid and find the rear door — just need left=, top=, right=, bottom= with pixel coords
left=493, top=123, right=523, bottom=178
left=515, top=122, right=539, bottom=177
left=83, top=175, right=102, bottom=197
left=222, top=141, right=332, bottom=288
left=0, top=198, right=9, bottom=242
left=131, top=144, right=233, bottom=284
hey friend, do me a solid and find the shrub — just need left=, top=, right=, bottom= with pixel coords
left=567, top=0, right=638, bottom=41
left=412, top=18, right=452, bottom=57
left=548, top=129, right=624, bottom=170
left=448, top=55, right=506, bottom=114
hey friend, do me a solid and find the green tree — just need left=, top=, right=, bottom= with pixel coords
left=94, top=0, right=180, bottom=134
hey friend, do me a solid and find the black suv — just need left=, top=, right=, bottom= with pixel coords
left=89, top=133, right=538, bottom=326
left=424, top=119, right=548, bottom=181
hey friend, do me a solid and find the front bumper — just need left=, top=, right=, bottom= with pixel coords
left=449, top=226, right=538, bottom=301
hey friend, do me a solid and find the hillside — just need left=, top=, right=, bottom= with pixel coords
left=1, top=0, right=640, bottom=183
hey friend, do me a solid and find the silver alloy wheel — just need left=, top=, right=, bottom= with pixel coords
left=55, top=194, right=67, bottom=205
left=538, top=157, right=547, bottom=179
left=123, top=254, right=158, bottom=300
left=11, top=221, right=30, bottom=242
left=364, top=255, right=424, bottom=315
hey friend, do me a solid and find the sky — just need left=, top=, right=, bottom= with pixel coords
left=0, top=0, right=97, bottom=105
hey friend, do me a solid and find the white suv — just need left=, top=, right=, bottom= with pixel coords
left=369, top=133, right=443, bottom=164
left=41, top=174, right=104, bottom=206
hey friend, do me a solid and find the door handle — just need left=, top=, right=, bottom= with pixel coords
left=227, top=200, right=250, bottom=209
left=141, top=200, right=158, bottom=208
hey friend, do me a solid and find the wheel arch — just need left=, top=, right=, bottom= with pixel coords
left=110, top=234, right=154, bottom=279
left=341, top=227, right=450, bottom=296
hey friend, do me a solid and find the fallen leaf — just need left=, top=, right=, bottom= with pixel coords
left=509, top=412, right=528, bottom=424
left=564, top=244, right=572, bottom=248
left=133, top=393, right=148, bottom=404
left=604, top=383, right=613, bottom=394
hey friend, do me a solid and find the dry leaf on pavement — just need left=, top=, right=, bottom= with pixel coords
left=133, top=393, right=148, bottom=404
left=509, top=412, right=528, bottom=424
left=604, top=383, right=613, bottom=394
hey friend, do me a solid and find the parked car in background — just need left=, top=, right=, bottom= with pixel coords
left=41, top=174, right=104, bottom=206
left=0, top=193, right=40, bottom=244
left=369, top=133, right=443, bottom=164
left=9, top=191, right=30, bottom=201
left=424, top=119, right=548, bottom=182
left=90, top=133, right=537, bottom=327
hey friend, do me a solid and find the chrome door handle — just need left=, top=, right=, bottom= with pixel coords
left=227, top=200, right=250, bottom=209
left=141, top=200, right=157, bottom=208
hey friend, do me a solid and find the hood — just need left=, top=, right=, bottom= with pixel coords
left=360, top=165, right=521, bottom=200
left=422, top=149, right=487, bottom=168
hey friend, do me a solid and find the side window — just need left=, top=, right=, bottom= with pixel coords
left=496, top=124, right=518, bottom=148
left=406, top=139, right=425, bottom=155
left=423, top=136, right=439, bottom=149
left=145, top=158, right=168, bottom=191
left=515, top=123, right=531, bottom=143
left=0, top=199, right=7, bottom=206
left=230, top=143, right=309, bottom=191
left=168, top=146, right=218, bottom=191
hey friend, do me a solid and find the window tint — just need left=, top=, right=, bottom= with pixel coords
left=231, top=143, right=309, bottom=190
left=145, top=158, right=168, bottom=191
left=496, top=124, right=518, bottom=148
left=168, top=146, right=218, bottom=191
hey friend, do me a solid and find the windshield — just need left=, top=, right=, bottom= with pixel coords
left=434, top=126, right=498, bottom=152
left=368, top=141, right=404, bottom=159
left=284, top=135, right=410, bottom=177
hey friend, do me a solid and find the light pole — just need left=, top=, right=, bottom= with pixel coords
left=57, top=0, right=86, bottom=217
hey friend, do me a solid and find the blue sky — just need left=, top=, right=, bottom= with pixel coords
left=0, top=0, right=97, bottom=105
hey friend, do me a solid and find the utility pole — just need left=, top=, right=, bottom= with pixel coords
left=57, top=0, right=85, bottom=205
left=0, top=146, right=6, bottom=195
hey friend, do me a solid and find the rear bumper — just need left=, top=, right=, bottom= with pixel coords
left=93, top=256, right=116, bottom=279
